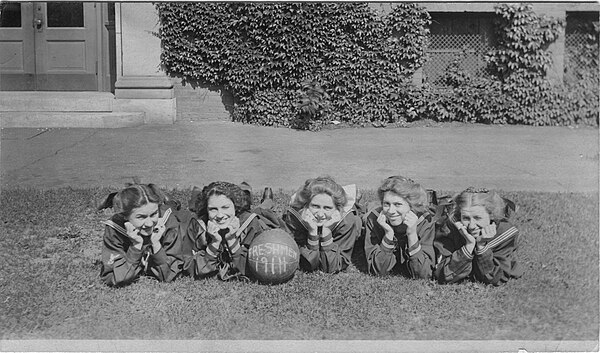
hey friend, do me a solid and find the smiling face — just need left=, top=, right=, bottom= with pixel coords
left=460, top=205, right=491, bottom=237
left=207, top=194, right=236, bottom=229
left=308, top=193, right=336, bottom=225
left=381, top=192, right=411, bottom=226
left=127, top=202, right=159, bottom=236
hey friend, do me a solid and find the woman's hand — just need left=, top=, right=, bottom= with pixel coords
left=301, top=208, right=319, bottom=235
left=376, top=212, right=394, bottom=241
left=475, top=223, right=496, bottom=252
left=225, top=216, right=240, bottom=237
left=315, top=210, right=339, bottom=240
left=454, top=222, right=476, bottom=254
left=150, top=212, right=169, bottom=253
left=206, top=220, right=223, bottom=245
left=403, top=211, right=419, bottom=247
left=403, top=211, right=419, bottom=235
left=323, top=210, right=342, bottom=230
left=124, top=221, right=144, bottom=250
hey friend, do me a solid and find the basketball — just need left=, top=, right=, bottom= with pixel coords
left=247, top=229, right=299, bottom=284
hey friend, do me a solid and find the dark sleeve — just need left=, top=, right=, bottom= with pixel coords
left=188, top=248, right=222, bottom=278
left=473, top=225, right=523, bottom=286
left=252, top=206, right=289, bottom=231
left=100, top=227, right=144, bottom=287
left=229, top=217, right=267, bottom=276
left=433, top=227, right=474, bottom=284
left=406, top=217, right=435, bottom=280
left=180, top=219, right=221, bottom=279
left=146, top=226, right=184, bottom=283
left=284, top=209, right=320, bottom=272
left=364, top=211, right=397, bottom=276
left=318, top=212, right=360, bottom=273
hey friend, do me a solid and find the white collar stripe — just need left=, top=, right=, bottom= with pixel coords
left=158, top=208, right=172, bottom=227
left=321, top=238, right=333, bottom=247
left=486, top=227, right=518, bottom=249
left=236, top=213, right=257, bottom=238
left=476, top=227, right=518, bottom=254
left=289, top=208, right=309, bottom=231
left=102, top=220, right=128, bottom=236
left=196, top=219, right=206, bottom=232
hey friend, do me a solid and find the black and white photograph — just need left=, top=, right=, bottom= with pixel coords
left=0, top=1, right=598, bottom=352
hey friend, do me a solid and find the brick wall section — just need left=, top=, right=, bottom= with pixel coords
left=173, top=78, right=234, bottom=122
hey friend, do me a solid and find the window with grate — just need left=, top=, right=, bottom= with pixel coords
left=423, top=13, right=495, bottom=85
left=564, top=11, right=599, bottom=84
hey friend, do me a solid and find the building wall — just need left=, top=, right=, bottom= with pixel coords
left=113, top=2, right=176, bottom=124
left=174, top=80, right=233, bottom=122
left=118, top=3, right=162, bottom=76
left=115, top=3, right=231, bottom=123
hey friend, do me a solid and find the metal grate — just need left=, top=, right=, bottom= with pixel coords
left=424, top=34, right=491, bottom=84
left=423, top=13, right=494, bottom=85
left=564, top=12, right=599, bottom=84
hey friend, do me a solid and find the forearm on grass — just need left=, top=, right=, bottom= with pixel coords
left=434, top=232, right=474, bottom=284
left=317, top=214, right=359, bottom=273
left=364, top=217, right=397, bottom=275
left=406, top=220, right=436, bottom=279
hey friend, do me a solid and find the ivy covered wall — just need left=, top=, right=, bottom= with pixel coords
left=156, top=2, right=598, bottom=128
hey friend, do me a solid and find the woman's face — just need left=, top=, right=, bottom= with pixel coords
left=308, top=193, right=336, bottom=224
left=460, top=205, right=491, bottom=237
left=207, top=194, right=236, bottom=229
left=381, top=192, right=411, bottom=226
left=127, top=202, right=159, bottom=236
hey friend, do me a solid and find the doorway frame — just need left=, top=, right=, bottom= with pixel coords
left=0, top=2, right=114, bottom=92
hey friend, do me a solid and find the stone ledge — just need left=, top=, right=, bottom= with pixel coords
left=115, top=76, right=174, bottom=89
left=113, top=98, right=176, bottom=124
left=115, top=89, right=175, bottom=99
left=0, top=112, right=145, bottom=128
left=0, top=92, right=114, bottom=112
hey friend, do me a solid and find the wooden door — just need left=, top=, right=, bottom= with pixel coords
left=0, top=2, right=98, bottom=91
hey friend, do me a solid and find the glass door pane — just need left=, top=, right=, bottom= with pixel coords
left=0, top=3, right=22, bottom=27
left=47, top=2, right=83, bottom=27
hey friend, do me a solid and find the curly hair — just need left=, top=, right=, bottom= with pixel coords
left=290, top=176, right=347, bottom=211
left=191, top=181, right=249, bottom=218
left=452, top=188, right=507, bottom=223
left=110, top=184, right=166, bottom=218
left=377, top=175, right=428, bottom=214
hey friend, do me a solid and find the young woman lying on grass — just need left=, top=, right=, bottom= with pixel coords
left=98, top=183, right=198, bottom=287
left=184, top=181, right=277, bottom=281
left=363, top=176, right=436, bottom=279
left=434, top=187, right=523, bottom=286
left=283, top=176, right=361, bottom=273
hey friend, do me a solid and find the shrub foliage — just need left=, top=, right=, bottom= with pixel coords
left=155, top=3, right=598, bottom=129
left=155, top=2, right=430, bottom=130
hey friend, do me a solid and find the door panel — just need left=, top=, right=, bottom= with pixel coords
left=35, top=2, right=97, bottom=90
left=0, top=2, right=98, bottom=91
left=0, top=2, right=35, bottom=89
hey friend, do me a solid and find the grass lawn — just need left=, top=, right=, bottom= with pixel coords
left=0, top=187, right=597, bottom=341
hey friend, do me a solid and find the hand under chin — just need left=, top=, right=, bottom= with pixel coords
left=314, top=220, right=328, bottom=227
left=139, top=229, right=153, bottom=237
left=217, top=223, right=231, bottom=230
left=388, top=218, right=403, bottom=226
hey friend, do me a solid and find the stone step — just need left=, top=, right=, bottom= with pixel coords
left=0, top=91, right=115, bottom=112
left=0, top=111, right=145, bottom=128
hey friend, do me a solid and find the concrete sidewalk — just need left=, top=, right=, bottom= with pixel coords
left=1, top=121, right=598, bottom=193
